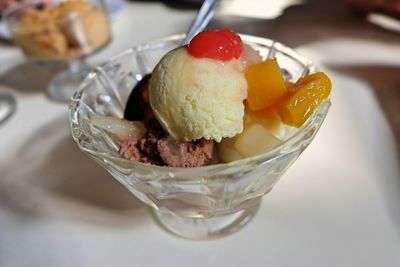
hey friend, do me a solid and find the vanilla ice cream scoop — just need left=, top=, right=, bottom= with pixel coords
left=149, top=47, right=247, bottom=142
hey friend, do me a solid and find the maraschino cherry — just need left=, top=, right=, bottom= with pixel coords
left=187, top=28, right=243, bottom=61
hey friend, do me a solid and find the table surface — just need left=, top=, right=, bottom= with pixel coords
left=1, top=1, right=400, bottom=267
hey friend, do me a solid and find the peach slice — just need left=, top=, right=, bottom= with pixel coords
left=245, top=58, right=287, bottom=111
left=274, top=72, right=331, bottom=127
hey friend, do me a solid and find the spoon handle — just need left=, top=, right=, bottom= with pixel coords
left=180, top=0, right=220, bottom=45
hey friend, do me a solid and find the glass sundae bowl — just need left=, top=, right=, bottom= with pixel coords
left=69, top=34, right=330, bottom=239
left=4, top=0, right=111, bottom=102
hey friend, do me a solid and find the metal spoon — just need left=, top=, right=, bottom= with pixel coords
left=180, top=0, right=220, bottom=45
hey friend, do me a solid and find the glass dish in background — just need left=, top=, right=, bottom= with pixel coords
left=69, top=34, right=331, bottom=239
left=3, top=0, right=111, bottom=102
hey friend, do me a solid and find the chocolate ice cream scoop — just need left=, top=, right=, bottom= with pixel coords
left=119, top=117, right=219, bottom=167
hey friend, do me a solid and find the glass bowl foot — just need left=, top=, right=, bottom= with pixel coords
left=151, top=199, right=261, bottom=240
left=47, top=60, right=89, bottom=103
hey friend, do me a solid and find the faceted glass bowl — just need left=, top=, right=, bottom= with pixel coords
left=69, top=34, right=330, bottom=239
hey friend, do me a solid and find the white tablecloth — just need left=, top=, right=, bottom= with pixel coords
left=1, top=2, right=399, bottom=267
